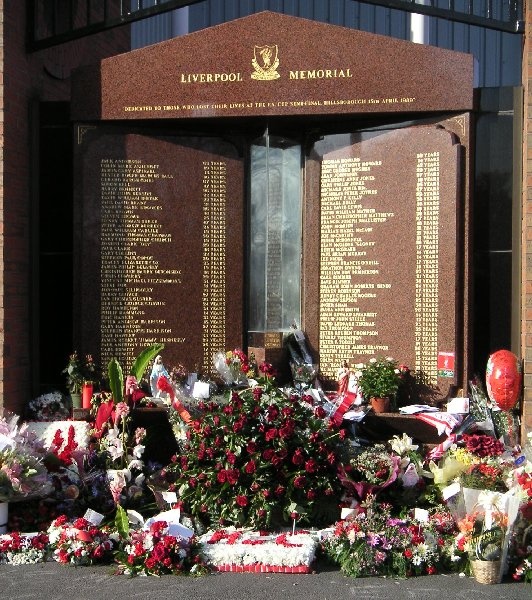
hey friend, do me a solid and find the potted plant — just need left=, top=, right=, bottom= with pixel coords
left=355, top=356, right=401, bottom=413
left=62, top=351, right=84, bottom=408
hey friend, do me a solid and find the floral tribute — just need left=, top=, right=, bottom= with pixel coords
left=0, top=414, right=50, bottom=502
left=0, top=532, right=49, bottom=565
left=198, top=527, right=318, bottom=573
left=114, top=519, right=194, bottom=577
left=47, top=515, right=117, bottom=565
left=163, top=364, right=343, bottom=529
left=25, top=391, right=70, bottom=422
left=323, top=498, right=461, bottom=578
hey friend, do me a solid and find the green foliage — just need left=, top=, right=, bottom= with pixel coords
left=165, top=374, right=343, bottom=530
left=130, top=343, right=164, bottom=381
left=356, top=356, right=401, bottom=402
left=108, top=358, right=124, bottom=405
left=115, top=504, right=130, bottom=539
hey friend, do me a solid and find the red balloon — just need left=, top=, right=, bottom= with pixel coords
left=486, top=350, right=522, bottom=411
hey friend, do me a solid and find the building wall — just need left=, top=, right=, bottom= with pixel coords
left=0, top=3, right=129, bottom=414
left=523, top=2, right=532, bottom=436
left=132, top=1, right=522, bottom=88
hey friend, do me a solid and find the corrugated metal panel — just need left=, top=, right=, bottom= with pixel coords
left=132, top=0, right=521, bottom=88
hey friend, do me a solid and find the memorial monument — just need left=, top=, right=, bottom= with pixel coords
left=72, top=11, right=473, bottom=399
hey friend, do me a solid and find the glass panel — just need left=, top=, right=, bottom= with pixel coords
left=248, top=135, right=301, bottom=332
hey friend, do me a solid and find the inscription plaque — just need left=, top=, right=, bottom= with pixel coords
left=74, top=130, right=244, bottom=374
left=312, top=125, right=461, bottom=397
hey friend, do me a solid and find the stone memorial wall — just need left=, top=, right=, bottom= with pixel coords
left=72, top=12, right=474, bottom=392
left=74, top=129, right=244, bottom=373
left=303, top=120, right=467, bottom=397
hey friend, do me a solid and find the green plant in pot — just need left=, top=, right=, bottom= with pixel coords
left=355, top=356, right=401, bottom=413
left=63, top=351, right=84, bottom=408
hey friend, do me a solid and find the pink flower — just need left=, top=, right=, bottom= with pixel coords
left=114, top=402, right=130, bottom=425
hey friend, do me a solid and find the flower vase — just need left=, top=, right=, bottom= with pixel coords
left=471, top=559, right=501, bottom=584
left=0, top=501, right=8, bottom=533
left=71, top=392, right=82, bottom=410
left=82, top=382, right=93, bottom=409
left=371, top=397, right=390, bottom=413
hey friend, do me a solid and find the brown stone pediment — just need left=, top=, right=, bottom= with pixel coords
left=72, top=10, right=473, bottom=121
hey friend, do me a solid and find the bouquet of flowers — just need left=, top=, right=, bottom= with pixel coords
left=114, top=519, right=195, bottom=576
left=213, top=349, right=254, bottom=386
left=25, top=391, right=70, bottom=422
left=460, top=462, right=509, bottom=493
left=323, top=499, right=459, bottom=578
left=455, top=509, right=506, bottom=562
left=47, top=515, right=117, bottom=565
left=0, top=414, right=50, bottom=502
left=338, top=444, right=401, bottom=502
left=163, top=358, right=343, bottom=530
left=0, top=532, right=49, bottom=565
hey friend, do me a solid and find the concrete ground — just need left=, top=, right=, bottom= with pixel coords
left=0, top=561, right=529, bottom=600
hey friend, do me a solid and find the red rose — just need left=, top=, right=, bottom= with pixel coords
left=305, top=458, right=318, bottom=473
left=236, top=495, right=248, bottom=507
left=227, top=469, right=239, bottom=485
left=404, top=549, right=413, bottom=559
left=263, top=448, right=275, bottom=461
left=314, top=406, right=326, bottom=419
left=246, top=441, right=257, bottom=453
left=293, top=475, right=306, bottom=489
left=152, top=543, right=167, bottom=562
left=271, top=454, right=284, bottom=467
left=226, top=450, right=237, bottom=465
left=292, top=448, right=305, bottom=465
left=307, top=489, right=316, bottom=500
left=265, top=428, right=278, bottom=441
left=244, top=460, right=256, bottom=474
left=274, top=484, right=286, bottom=496
left=279, top=422, right=295, bottom=439
left=217, top=470, right=228, bottom=483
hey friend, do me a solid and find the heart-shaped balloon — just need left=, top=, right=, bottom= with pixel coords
left=486, top=349, right=522, bottom=411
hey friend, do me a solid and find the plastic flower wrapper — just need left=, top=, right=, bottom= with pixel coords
left=213, top=349, right=250, bottom=386
left=458, top=488, right=521, bottom=571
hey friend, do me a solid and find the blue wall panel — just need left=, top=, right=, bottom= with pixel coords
left=131, top=0, right=521, bottom=88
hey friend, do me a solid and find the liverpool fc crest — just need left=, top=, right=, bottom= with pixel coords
left=251, top=44, right=280, bottom=80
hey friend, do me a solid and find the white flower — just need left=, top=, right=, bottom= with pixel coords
left=390, top=433, right=418, bottom=455
left=133, top=444, right=145, bottom=459
left=127, top=459, right=144, bottom=471
left=369, top=358, right=377, bottom=364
